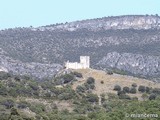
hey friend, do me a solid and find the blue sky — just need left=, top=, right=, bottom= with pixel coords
left=0, top=0, right=160, bottom=29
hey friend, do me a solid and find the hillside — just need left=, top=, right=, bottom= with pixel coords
left=0, top=69, right=160, bottom=119
left=71, top=69, right=160, bottom=98
left=0, top=15, right=160, bottom=79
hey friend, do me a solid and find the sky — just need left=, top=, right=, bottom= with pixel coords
left=0, top=0, right=160, bottom=29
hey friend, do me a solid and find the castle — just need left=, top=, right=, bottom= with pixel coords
left=65, top=56, right=90, bottom=69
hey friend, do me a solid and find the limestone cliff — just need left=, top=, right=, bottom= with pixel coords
left=97, top=52, right=160, bottom=79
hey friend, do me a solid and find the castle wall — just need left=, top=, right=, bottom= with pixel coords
left=65, top=56, right=90, bottom=69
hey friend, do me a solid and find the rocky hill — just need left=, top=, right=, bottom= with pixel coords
left=0, top=15, right=160, bottom=79
left=0, top=48, right=62, bottom=79
left=97, top=52, right=160, bottom=79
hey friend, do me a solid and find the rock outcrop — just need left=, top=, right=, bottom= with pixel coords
left=40, top=15, right=160, bottom=31
left=0, top=54, right=62, bottom=79
left=97, top=52, right=160, bottom=78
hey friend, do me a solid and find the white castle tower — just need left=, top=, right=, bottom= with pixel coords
left=80, top=56, right=90, bottom=69
left=65, top=56, right=90, bottom=69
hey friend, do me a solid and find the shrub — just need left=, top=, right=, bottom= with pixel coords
left=44, top=92, right=51, bottom=98
left=28, top=82, right=39, bottom=91
left=89, top=84, right=95, bottom=90
left=0, top=72, right=11, bottom=80
left=106, top=71, right=113, bottom=75
left=145, top=87, right=151, bottom=93
left=123, top=87, right=130, bottom=93
left=85, top=93, right=99, bottom=103
left=86, top=77, right=95, bottom=84
left=130, top=87, right=137, bottom=94
left=149, top=94, right=157, bottom=100
left=113, top=85, right=121, bottom=91
left=132, top=97, right=138, bottom=100
left=73, top=72, right=83, bottom=78
left=119, top=94, right=131, bottom=100
left=10, top=107, right=19, bottom=116
left=17, top=101, right=30, bottom=109
left=100, top=80, right=104, bottom=84
left=30, top=104, right=45, bottom=113
left=8, top=88, right=18, bottom=97
left=117, top=91, right=125, bottom=96
left=14, top=76, right=21, bottom=81
left=1, top=99, right=15, bottom=109
left=100, top=94, right=106, bottom=103
left=58, top=93, right=73, bottom=100
left=132, top=83, right=137, bottom=87
left=141, top=93, right=148, bottom=100
left=0, top=86, right=8, bottom=96
left=62, top=74, right=75, bottom=84
left=138, top=86, right=146, bottom=93
left=107, top=93, right=119, bottom=99
left=152, top=88, right=160, bottom=95
left=76, top=85, right=86, bottom=93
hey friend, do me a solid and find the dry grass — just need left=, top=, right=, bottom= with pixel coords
left=72, top=68, right=160, bottom=97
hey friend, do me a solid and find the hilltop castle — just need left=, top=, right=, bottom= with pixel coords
left=65, top=56, right=90, bottom=69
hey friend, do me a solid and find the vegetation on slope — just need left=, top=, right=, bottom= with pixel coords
left=0, top=70, right=160, bottom=120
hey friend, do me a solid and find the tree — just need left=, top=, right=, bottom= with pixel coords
left=86, top=93, right=99, bottom=103
left=86, top=77, right=95, bottom=84
left=130, top=87, right=137, bottom=94
left=123, top=87, right=130, bottom=93
left=141, top=93, right=148, bottom=101
left=132, top=83, right=137, bottom=88
left=73, top=72, right=83, bottom=78
left=117, top=91, right=125, bottom=96
left=149, top=94, right=156, bottom=100
left=138, top=86, right=146, bottom=93
left=100, top=80, right=104, bottom=84
left=113, top=85, right=121, bottom=91
left=76, top=85, right=86, bottom=93
left=145, top=87, right=151, bottom=93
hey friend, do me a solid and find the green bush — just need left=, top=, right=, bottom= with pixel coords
left=149, top=94, right=157, bottom=100
left=129, top=87, right=137, bottom=94
left=30, top=104, right=45, bottom=114
left=113, top=85, right=121, bottom=91
left=138, top=85, right=146, bottom=93
left=86, top=77, right=95, bottom=84
left=117, top=91, right=125, bottom=96
left=76, top=85, right=86, bottom=93
left=85, top=93, right=99, bottom=103
left=62, top=74, right=75, bottom=84
left=14, top=76, right=21, bottom=81
left=132, top=83, right=137, bottom=87
left=0, top=72, right=11, bottom=80
left=100, top=80, right=104, bottom=84
left=10, top=107, right=19, bottom=116
left=145, top=87, right=151, bottom=93
left=0, top=86, right=8, bottom=96
left=132, top=97, right=138, bottom=100
left=1, top=99, right=15, bottom=109
left=106, top=71, right=113, bottom=75
left=141, top=93, right=148, bottom=100
left=73, top=72, right=83, bottom=78
left=123, top=87, right=130, bottom=93
left=152, top=88, right=160, bottom=95
left=17, top=101, right=30, bottom=109
left=119, top=94, right=131, bottom=100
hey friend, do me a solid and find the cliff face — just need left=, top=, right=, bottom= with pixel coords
left=97, top=52, right=160, bottom=79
